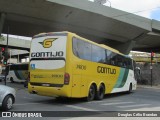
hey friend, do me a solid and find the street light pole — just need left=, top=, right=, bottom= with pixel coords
left=151, top=59, right=152, bottom=87
left=150, top=51, right=154, bottom=87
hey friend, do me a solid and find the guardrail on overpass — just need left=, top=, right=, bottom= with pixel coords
left=131, top=52, right=160, bottom=63
left=0, top=36, right=30, bottom=51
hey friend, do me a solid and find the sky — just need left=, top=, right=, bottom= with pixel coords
left=89, top=0, right=160, bottom=21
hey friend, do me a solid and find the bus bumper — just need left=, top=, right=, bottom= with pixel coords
left=28, top=83, right=71, bottom=97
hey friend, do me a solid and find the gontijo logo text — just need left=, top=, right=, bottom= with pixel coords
left=39, top=38, right=57, bottom=48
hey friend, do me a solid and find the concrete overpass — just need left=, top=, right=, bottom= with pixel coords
left=0, top=36, right=30, bottom=51
left=0, top=36, right=30, bottom=61
left=0, top=0, right=160, bottom=54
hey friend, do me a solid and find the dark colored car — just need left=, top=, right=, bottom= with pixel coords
left=0, top=74, right=5, bottom=82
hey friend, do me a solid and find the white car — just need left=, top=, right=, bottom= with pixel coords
left=0, top=85, right=16, bottom=111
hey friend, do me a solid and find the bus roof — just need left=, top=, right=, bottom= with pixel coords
left=70, top=32, right=122, bottom=55
left=33, top=31, right=68, bottom=39
left=33, top=31, right=123, bottom=56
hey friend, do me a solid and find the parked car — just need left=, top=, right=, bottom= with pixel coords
left=0, top=85, right=16, bottom=111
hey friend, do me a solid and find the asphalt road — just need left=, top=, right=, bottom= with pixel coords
left=1, top=81, right=160, bottom=120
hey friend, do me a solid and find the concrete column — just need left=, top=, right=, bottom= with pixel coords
left=0, top=13, right=6, bottom=35
left=116, top=40, right=136, bottom=55
left=116, top=32, right=147, bottom=54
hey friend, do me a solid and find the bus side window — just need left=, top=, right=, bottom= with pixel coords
left=72, top=38, right=79, bottom=57
left=73, top=37, right=92, bottom=61
left=83, top=41, right=91, bottom=61
left=123, top=59, right=128, bottom=68
left=111, top=53, right=117, bottom=66
left=92, top=45, right=106, bottom=63
left=128, top=59, right=133, bottom=69
left=106, top=50, right=115, bottom=65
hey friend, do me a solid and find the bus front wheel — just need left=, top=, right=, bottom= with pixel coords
left=86, top=84, right=96, bottom=101
left=128, top=83, right=132, bottom=93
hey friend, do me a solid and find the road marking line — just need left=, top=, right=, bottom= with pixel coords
left=134, top=95, right=160, bottom=98
left=90, top=99, right=122, bottom=103
left=118, top=104, right=150, bottom=108
left=66, top=105, right=98, bottom=111
left=15, top=103, right=42, bottom=106
left=23, top=97, right=33, bottom=99
left=127, top=106, right=160, bottom=111
left=101, top=102, right=133, bottom=105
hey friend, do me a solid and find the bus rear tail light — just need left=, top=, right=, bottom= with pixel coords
left=64, top=73, right=70, bottom=85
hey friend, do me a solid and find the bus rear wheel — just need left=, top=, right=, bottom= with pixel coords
left=96, top=84, right=105, bottom=100
left=86, top=84, right=96, bottom=101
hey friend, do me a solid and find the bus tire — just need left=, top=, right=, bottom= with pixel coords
left=86, top=84, right=96, bottom=101
left=128, top=83, right=132, bottom=93
left=10, top=77, right=14, bottom=83
left=95, top=84, right=105, bottom=100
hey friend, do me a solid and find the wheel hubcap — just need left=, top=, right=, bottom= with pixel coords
left=7, top=98, right=13, bottom=109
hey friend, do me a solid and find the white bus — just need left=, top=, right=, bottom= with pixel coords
left=6, top=63, right=29, bottom=83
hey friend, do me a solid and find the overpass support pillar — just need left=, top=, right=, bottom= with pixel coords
left=116, top=40, right=136, bottom=55
left=0, top=13, right=6, bottom=35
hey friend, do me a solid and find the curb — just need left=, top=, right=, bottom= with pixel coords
left=137, top=85, right=160, bottom=90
